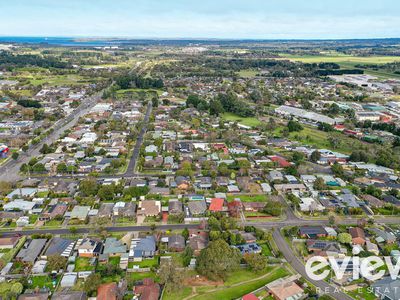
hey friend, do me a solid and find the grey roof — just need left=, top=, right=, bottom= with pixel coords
left=168, top=200, right=183, bottom=214
left=187, top=200, right=207, bottom=215
left=103, top=237, right=127, bottom=255
left=121, top=202, right=136, bottom=217
left=16, top=239, right=47, bottom=263
left=98, top=203, right=114, bottom=217
left=134, top=236, right=156, bottom=254
left=45, top=237, right=73, bottom=256
left=372, top=277, right=400, bottom=300
left=168, top=235, right=185, bottom=250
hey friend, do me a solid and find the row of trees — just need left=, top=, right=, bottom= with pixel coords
left=115, top=74, right=164, bottom=90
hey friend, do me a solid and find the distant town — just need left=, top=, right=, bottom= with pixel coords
left=0, top=38, right=400, bottom=300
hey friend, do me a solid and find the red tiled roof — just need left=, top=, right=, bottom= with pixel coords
left=242, top=294, right=259, bottom=300
left=269, top=156, right=291, bottom=168
left=209, top=198, right=224, bottom=211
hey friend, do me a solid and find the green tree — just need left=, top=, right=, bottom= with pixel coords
left=287, top=120, right=303, bottom=132
left=313, top=177, right=326, bottom=190
left=11, top=152, right=19, bottom=160
left=338, top=233, right=352, bottom=244
left=182, top=227, right=189, bottom=241
left=79, top=178, right=98, bottom=196
left=47, top=254, right=67, bottom=271
left=56, top=162, right=68, bottom=173
left=159, top=259, right=185, bottom=292
left=83, top=273, right=101, bottom=296
left=10, top=282, right=23, bottom=296
left=181, top=246, right=194, bottom=267
left=310, top=150, right=321, bottom=163
left=209, top=99, right=224, bottom=116
left=243, top=253, right=267, bottom=272
left=196, top=239, right=241, bottom=280
left=97, top=185, right=115, bottom=201
left=262, top=200, right=285, bottom=217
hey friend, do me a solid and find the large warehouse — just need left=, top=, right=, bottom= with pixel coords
left=275, top=105, right=336, bottom=125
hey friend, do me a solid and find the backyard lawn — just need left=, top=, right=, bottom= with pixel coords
left=129, top=271, right=158, bottom=282
left=74, top=257, right=96, bottom=271
left=190, top=267, right=290, bottom=300
left=128, top=257, right=159, bottom=268
left=222, top=113, right=261, bottom=127
left=29, top=275, right=59, bottom=291
left=227, top=194, right=268, bottom=202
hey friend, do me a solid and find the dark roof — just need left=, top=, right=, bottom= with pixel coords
left=168, top=235, right=185, bottom=250
left=45, top=237, right=73, bottom=256
left=299, top=226, right=327, bottom=236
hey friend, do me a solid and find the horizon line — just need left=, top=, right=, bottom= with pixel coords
left=1, top=35, right=400, bottom=42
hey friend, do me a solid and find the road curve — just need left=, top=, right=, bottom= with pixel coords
left=273, top=229, right=353, bottom=300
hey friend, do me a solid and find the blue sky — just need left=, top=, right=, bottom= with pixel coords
left=1, top=0, right=400, bottom=39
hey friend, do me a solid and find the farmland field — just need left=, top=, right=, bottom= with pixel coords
left=277, top=53, right=400, bottom=64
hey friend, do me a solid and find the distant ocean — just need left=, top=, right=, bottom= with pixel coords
left=0, top=36, right=123, bottom=47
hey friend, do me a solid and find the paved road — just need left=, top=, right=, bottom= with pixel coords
left=273, top=228, right=353, bottom=300
left=0, top=91, right=103, bottom=182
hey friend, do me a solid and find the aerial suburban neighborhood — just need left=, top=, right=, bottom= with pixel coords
left=1, top=1, right=400, bottom=300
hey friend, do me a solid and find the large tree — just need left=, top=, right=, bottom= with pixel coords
left=159, top=259, right=185, bottom=292
left=196, top=239, right=241, bottom=280
left=338, top=233, right=352, bottom=244
left=243, top=253, right=267, bottom=272
left=47, top=254, right=67, bottom=271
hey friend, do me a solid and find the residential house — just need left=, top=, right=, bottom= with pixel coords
left=349, top=227, right=366, bottom=246
left=129, top=236, right=156, bottom=261
left=274, top=184, right=306, bottom=193
left=102, top=237, right=127, bottom=257
left=267, top=276, right=306, bottom=300
left=69, top=206, right=90, bottom=221
left=134, top=278, right=160, bottom=300
left=371, top=228, right=396, bottom=244
left=235, top=243, right=262, bottom=255
left=188, top=232, right=208, bottom=255
left=137, top=200, right=161, bottom=217
left=299, top=226, right=327, bottom=239
left=0, top=236, right=20, bottom=249
left=209, top=198, right=225, bottom=212
left=77, top=238, right=103, bottom=257
left=39, top=203, right=68, bottom=221
left=267, top=170, right=284, bottom=182
left=16, top=239, right=47, bottom=263
left=168, top=200, right=183, bottom=215
left=168, top=234, right=185, bottom=252
left=45, top=237, right=75, bottom=257
left=372, top=277, right=400, bottom=300
left=187, top=200, right=207, bottom=216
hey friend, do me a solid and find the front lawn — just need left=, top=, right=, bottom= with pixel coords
left=348, top=287, right=377, bottom=300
